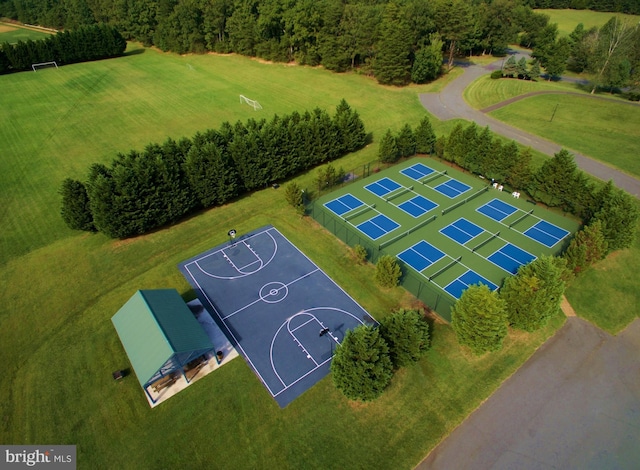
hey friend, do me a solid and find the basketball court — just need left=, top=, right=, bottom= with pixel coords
left=178, top=225, right=374, bottom=407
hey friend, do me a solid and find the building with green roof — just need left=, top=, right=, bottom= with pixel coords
left=112, top=289, right=215, bottom=404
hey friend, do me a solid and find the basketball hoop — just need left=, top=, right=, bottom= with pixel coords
left=228, top=229, right=237, bottom=245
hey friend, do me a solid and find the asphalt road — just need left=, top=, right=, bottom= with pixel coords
left=419, top=59, right=640, bottom=198
left=417, top=317, right=640, bottom=469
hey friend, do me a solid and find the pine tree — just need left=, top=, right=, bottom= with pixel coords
left=333, top=99, right=366, bottom=154
left=505, top=147, right=533, bottom=191
left=395, top=123, right=416, bottom=158
left=414, top=116, right=436, bottom=154
left=375, top=255, right=401, bottom=288
left=452, top=284, right=507, bottom=354
left=502, top=55, right=517, bottom=77
left=500, top=255, right=566, bottom=332
left=378, top=129, right=399, bottom=163
left=528, top=59, right=541, bottom=81
left=532, top=149, right=578, bottom=207
left=564, top=220, right=608, bottom=275
left=378, top=309, right=430, bottom=368
left=516, top=56, right=528, bottom=79
left=59, top=178, right=95, bottom=232
left=591, top=182, right=639, bottom=253
left=331, top=325, right=393, bottom=401
left=373, top=3, right=412, bottom=86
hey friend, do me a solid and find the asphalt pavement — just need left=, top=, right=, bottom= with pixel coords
left=417, top=317, right=640, bottom=469
left=419, top=57, right=640, bottom=198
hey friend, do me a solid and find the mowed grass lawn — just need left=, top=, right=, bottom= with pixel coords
left=0, top=43, right=463, bottom=264
left=1, top=43, right=545, bottom=468
left=0, top=40, right=636, bottom=468
left=536, top=8, right=640, bottom=36
left=0, top=22, right=53, bottom=43
left=465, top=72, right=640, bottom=334
left=488, top=94, right=640, bottom=178
left=0, top=168, right=565, bottom=468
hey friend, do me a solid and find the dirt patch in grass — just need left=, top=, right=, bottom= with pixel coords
left=0, top=24, right=17, bottom=33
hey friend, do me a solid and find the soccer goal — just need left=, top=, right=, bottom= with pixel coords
left=240, top=94, right=262, bottom=111
left=32, top=61, right=58, bottom=72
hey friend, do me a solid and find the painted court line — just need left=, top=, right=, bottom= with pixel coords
left=182, top=265, right=276, bottom=396
left=221, top=268, right=320, bottom=320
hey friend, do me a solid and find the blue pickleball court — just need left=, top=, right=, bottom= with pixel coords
left=365, top=178, right=402, bottom=197
left=477, top=198, right=518, bottom=222
left=524, top=220, right=570, bottom=247
left=398, top=195, right=438, bottom=218
left=323, top=194, right=364, bottom=216
left=397, top=240, right=446, bottom=272
left=356, top=214, right=400, bottom=240
left=434, top=178, right=471, bottom=198
left=488, top=243, right=536, bottom=274
left=400, top=163, right=435, bottom=181
left=440, top=218, right=485, bottom=244
left=444, top=270, right=498, bottom=299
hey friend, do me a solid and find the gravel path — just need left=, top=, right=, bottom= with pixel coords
left=419, top=59, right=640, bottom=198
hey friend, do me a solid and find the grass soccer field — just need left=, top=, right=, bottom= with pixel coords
left=313, top=157, right=580, bottom=321
left=0, top=43, right=460, bottom=265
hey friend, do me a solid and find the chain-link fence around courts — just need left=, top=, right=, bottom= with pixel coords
left=307, top=200, right=456, bottom=322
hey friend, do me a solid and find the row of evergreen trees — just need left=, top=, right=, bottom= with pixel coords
left=60, top=100, right=366, bottom=238
left=0, top=23, right=126, bottom=74
left=433, top=121, right=638, bottom=256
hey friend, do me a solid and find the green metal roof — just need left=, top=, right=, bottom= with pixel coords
left=111, top=289, right=213, bottom=387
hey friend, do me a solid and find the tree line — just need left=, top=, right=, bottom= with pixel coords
left=0, top=23, right=126, bottom=74
left=60, top=99, right=366, bottom=238
left=523, top=0, right=640, bottom=15
left=378, top=119, right=638, bottom=260
left=0, top=0, right=571, bottom=85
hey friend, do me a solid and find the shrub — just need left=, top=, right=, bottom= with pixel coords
left=353, top=245, right=368, bottom=264
left=375, top=255, right=401, bottom=288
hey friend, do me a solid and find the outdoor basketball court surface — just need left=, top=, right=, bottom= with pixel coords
left=178, top=225, right=374, bottom=407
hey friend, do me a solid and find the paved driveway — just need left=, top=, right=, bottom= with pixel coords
left=417, top=317, right=640, bottom=469
left=419, top=56, right=640, bottom=198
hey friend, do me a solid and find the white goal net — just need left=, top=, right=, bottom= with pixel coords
left=240, top=94, right=262, bottom=111
left=32, top=61, right=58, bottom=72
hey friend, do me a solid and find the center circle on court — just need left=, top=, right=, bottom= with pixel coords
left=260, top=282, right=288, bottom=303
